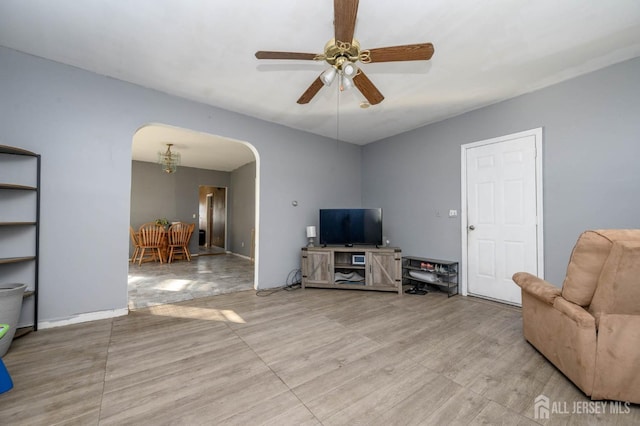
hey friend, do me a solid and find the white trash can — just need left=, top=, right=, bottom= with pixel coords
left=0, top=283, right=26, bottom=357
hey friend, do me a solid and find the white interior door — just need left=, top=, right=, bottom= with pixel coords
left=463, top=129, right=543, bottom=305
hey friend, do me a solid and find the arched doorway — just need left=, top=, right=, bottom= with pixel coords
left=127, top=123, right=259, bottom=309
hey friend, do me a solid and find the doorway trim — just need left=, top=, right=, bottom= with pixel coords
left=201, top=188, right=228, bottom=250
left=460, top=127, right=544, bottom=298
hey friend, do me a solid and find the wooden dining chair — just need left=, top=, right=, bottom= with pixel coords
left=185, top=223, right=195, bottom=259
left=129, top=226, right=142, bottom=263
left=167, top=222, right=192, bottom=263
left=137, top=222, right=166, bottom=265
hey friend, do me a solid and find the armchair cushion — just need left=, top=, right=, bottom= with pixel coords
left=561, top=229, right=640, bottom=307
left=589, top=241, right=640, bottom=327
left=561, top=231, right=614, bottom=306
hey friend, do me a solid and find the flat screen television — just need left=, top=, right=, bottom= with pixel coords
left=319, top=208, right=383, bottom=246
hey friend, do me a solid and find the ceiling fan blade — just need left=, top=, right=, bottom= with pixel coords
left=334, top=0, right=359, bottom=44
left=352, top=70, right=384, bottom=105
left=255, top=51, right=318, bottom=60
left=365, top=43, right=434, bottom=63
left=297, top=77, right=325, bottom=104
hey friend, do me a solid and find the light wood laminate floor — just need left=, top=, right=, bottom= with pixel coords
left=1, top=289, right=638, bottom=425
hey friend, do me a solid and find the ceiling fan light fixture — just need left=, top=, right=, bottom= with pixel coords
left=342, top=62, right=357, bottom=77
left=320, top=67, right=337, bottom=86
left=255, top=0, right=434, bottom=105
left=158, top=143, right=181, bottom=174
left=339, top=75, right=353, bottom=92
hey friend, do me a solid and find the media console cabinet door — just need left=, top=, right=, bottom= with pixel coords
left=367, top=251, right=401, bottom=288
left=302, top=250, right=332, bottom=285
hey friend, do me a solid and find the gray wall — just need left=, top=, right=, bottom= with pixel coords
left=5, top=40, right=635, bottom=325
left=0, top=46, right=362, bottom=324
left=130, top=160, right=231, bottom=255
left=362, top=57, right=640, bottom=286
left=229, top=161, right=256, bottom=257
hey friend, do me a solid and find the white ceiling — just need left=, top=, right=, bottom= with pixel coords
left=2, top=1, right=640, bottom=170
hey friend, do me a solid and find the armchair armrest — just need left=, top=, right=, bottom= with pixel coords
left=512, top=272, right=562, bottom=305
left=553, top=297, right=595, bottom=329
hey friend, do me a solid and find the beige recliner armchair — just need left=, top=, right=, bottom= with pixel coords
left=513, top=229, right=640, bottom=403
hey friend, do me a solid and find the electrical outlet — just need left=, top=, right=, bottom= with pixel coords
left=449, top=209, right=458, bottom=218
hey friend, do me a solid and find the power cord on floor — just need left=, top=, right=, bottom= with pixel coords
left=255, top=269, right=302, bottom=296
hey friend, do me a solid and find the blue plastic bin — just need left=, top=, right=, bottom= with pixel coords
left=0, top=324, right=13, bottom=393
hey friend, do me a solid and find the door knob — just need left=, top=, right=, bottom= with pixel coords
left=469, top=225, right=475, bottom=230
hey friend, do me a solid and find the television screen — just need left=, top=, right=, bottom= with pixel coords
left=319, top=208, right=383, bottom=246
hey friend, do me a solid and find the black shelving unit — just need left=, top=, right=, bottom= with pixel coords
left=0, top=145, right=40, bottom=334
left=402, top=256, right=458, bottom=297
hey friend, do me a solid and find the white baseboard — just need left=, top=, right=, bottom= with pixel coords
left=193, top=250, right=241, bottom=257
left=230, top=252, right=253, bottom=260
left=38, top=308, right=128, bottom=330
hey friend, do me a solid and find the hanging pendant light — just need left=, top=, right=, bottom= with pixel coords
left=158, top=143, right=181, bottom=174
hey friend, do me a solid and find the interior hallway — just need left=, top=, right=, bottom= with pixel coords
left=128, top=252, right=254, bottom=309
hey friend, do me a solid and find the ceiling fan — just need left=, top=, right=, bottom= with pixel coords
left=255, top=0, right=434, bottom=106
